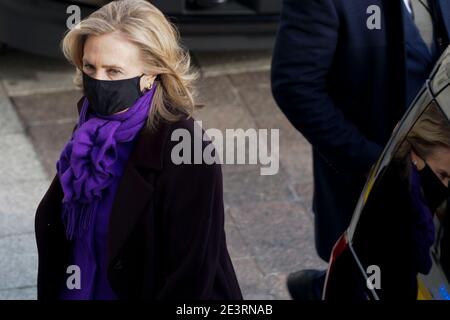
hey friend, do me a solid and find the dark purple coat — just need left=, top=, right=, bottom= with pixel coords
left=35, top=99, right=243, bottom=300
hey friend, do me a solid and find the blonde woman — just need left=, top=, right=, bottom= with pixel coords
left=34, top=0, right=242, bottom=300
left=353, top=104, right=450, bottom=299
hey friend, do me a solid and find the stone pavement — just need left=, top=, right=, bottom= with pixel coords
left=0, top=49, right=326, bottom=300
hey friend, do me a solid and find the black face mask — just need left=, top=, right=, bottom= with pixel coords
left=418, top=163, right=449, bottom=212
left=82, top=72, right=144, bottom=116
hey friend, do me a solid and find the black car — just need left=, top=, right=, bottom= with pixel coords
left=324, top=46, right=450, bottom=300
left=0, top=0, right=280, bottom=58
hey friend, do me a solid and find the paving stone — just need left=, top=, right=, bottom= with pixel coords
left=0, top=95, right=23, bottom=136
left=0, top=49, right=71, bottom=78
left=11, top=90, right=82, bottom=126
left=279, top=139, right=313, bottom=179
left=0, top=179, right=50, bottom=237
left=0, top=82, right=6, bottom=96
left=292, top=179, right=315, bottom=214
left=194, top=50, right=272, bottom=78
left=229, top=71, right=302, bottom=142
left=223, top=167, right=294, bottom=207
left=229, top=201, right=325, bottom=275
left=231, top=257, right=272, bottom=300
left=0, top=233, right=37, bottom=290
left=0, top=286, right=36, bottom=300
left=264, top=272, right=291, bottom=300
left=26, top=122, right=76, bottom=178
left=229, top=71, right=272, bottom=88
left=0, top=134, right=48, bottom=184
left=193, top=75, right=268, bottom=175
left=0, top=49, right=76, bottom=97
left=2, top=72, right=78, bottom=97
left=194, top=75, right=256, bottom=132
left=280, top=140, right=314, bottom=211
left=229, top=71, right=315, bottom=210
left=224, top=219, right=252, bottom=260
left=244, top=293, right=276, bottom=300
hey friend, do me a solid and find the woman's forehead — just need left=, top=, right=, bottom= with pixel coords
left=83, top=32, right=141, bottom=66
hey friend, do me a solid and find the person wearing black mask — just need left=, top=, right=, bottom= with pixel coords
left=337, top=104, right=450, bottom=300
left=81, top=72, right=154, bottom=117
left=34, top=0, right=242, bottom=300
left=412, top=152, right=449, bottom=212
left=271, top=0, right=450, bottom=299
left=378, top=104, right=450, bottom=299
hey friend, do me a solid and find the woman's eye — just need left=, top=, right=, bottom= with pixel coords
left=108, top=69, right=121, bottom=75
left=83, top=64, right=93, bottom=70
left=438, top=171, right=449, bottom=181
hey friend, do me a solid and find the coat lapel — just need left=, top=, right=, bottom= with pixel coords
left=106, top=163, right=155, bottom=262
left=106, top=115, right=172, bottom=264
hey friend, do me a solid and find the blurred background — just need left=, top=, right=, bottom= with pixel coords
left=0, top=0, right=325, bottom=299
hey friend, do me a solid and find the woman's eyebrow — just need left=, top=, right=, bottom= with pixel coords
left=437, top=169, right=450, bottom=177
left=102, top=64, right=124, bottom=70
left=81, top=59, right=123, bottom=70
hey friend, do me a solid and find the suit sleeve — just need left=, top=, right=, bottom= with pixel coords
left=271, top=0, right=383, bottom=174
left=155, top=144, right=224, bottom=299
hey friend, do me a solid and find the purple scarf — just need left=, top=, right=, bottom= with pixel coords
left=56, top=85, right=157, bottom=240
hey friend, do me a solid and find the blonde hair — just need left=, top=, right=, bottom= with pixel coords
left=62, top=0, right=198, bottom=128
left=397, top=103, right=450, bottom=160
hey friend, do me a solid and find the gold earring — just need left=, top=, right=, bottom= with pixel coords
left=146, top=82, right=153, bottom=91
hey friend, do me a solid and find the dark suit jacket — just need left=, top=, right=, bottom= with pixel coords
left=271, top=0, right=450, bottom=261
left=34, top=100, right=243, bottom=300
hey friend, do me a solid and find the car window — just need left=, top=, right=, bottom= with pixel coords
left=348, top=47, right=450, bottom=300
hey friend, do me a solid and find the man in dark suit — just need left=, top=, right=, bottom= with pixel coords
left=271, top=0, right=450, bottom=299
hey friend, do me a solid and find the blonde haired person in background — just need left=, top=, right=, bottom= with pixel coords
left=353, top=104, right=450, bottom=299
left=35, top=0, right=242, bottom=300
